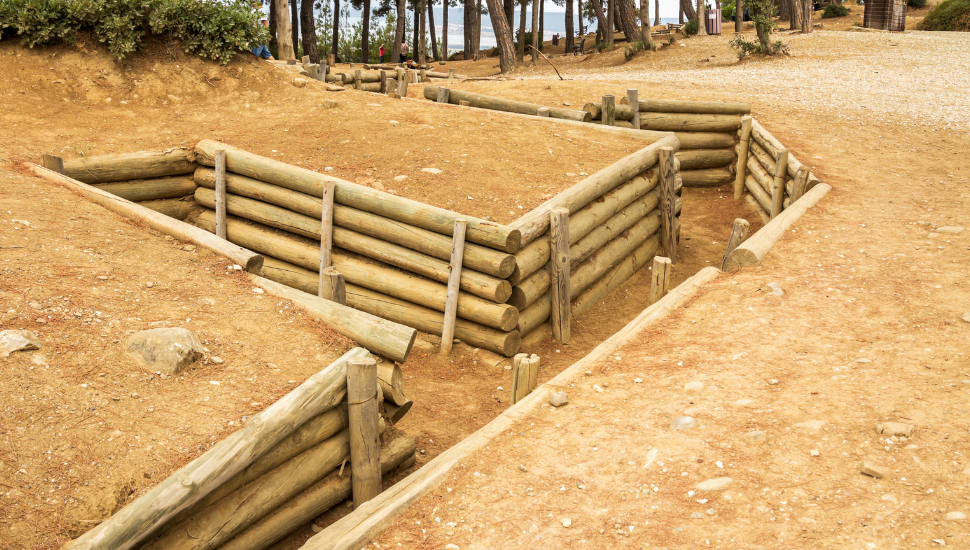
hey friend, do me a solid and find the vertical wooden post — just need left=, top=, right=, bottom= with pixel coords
left=436, top=87, right=451, bottom=103
left=626, top=89, right=640, bottom=130
left=771, top=149, right=789, bottom=219
left=317, top=181, right=335, bottom=296
left=395, top=67, right=404, bottom=82
left=550, top=208, right=571, bottom=344
left=509, top=353, right=527, bottom=404
left=440, top=219, right=467, bottom=356
left=379, top=70, right=387, bottom=93
left=659, top=147, right=677, bottom=263
left=420, top=69, right=427, bottom=82
left=720, top=219, right=750, bottom=271
left=537, top=107, right=550, bottom=117
left=790, top=166, right=810, bottom=203
left=354, top=69, right=362, bottom=90
left=397, top=77, right=409, bottom=98
left=527, top=353, right=540, bottom=392
left=214, top=150, right=227, bottom=240
left=347, top=357, right=381, bottom=509
left=319, top=266, right=346, bottom=304
left=649, top=256, right=671, bottom=304
left=41, top=154, right=64, bottom=174
left=385, top=78, right=395, bottom=96
left=601, top=95, right=615, bottom=126
left=734, top=116, right=753, bottom=200
left=448, top=68, right=456, bottom=79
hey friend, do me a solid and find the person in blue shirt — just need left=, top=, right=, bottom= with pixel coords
left=251, top=2, right=275, bottom=60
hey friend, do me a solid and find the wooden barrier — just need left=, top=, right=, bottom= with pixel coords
left=422, top=85, right=592, bottom=122
left=549, top=208, right=571, bottom=343
left=62, top=148, right=196, bottom=184
left=440, top=220, right=467, bottom=356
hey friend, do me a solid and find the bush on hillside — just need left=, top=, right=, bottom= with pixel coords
left=821, top=3, right=850, bottom=17
left=682, top=19, right=699, bottom=35
left=0, top=0, right=267, bottom=63
left=919, top=0, right=970, bottom=30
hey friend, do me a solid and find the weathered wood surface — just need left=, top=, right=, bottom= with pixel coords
left=569, top=236, right=660, bottom=320
left=319, top=266, right=346, bottom=305
left=649, top=256, right=671, bottom=304
left=510, top=135, right=679, bottom=246
left=749, top=120, right=820, bottom=186
left=771, top=149, right=789, bottom=218
left=66, top=347, right=372, bottom=550
left=194, top=168, right=515, bottom=279
left=192, top=193, right=512, bottom=305
left=627, top=89, right=640, bottom=129
left=376, top=363, right=409, bottom=406
left=347, top=358, right=382, bottom=508
left=619, top=97, right=751, bottom=115
left=744, top=174, right=773, bottom=214
left=639, top=112, right=742, bottom=133
left=734, top=116, right=753, bottom=200
left=63, top=148, right=196, bottom=184
left=94, top=176, right=197, bottom=202
left=659, top=147, right=678, bottom=263
left=723, top=184, right=831, bottom=273
left=440, top=220, right=467, bottom=356
left=29, top=164, right=262, bottom=273
left=720, top=218, right=750, bottom=271
left=674, top=132, right=737, bottom=150
left=136, top=198, right=198, bottom=221
left=746, top=156, right=774, bottom=195
left=790, top=167, right=810, bottom=203
left=509, top=353, right=529, bottom=405
left=196, top=211, right=516, bottom=330
left=215, top=151, right=228, bottom=240
left=422, top=85, right=591, bottom=122
left=744, top=193, right=771, bottom=225
left=193, top=140, right=521, bottom=253
left=42, top=153, right=64, bottom=174
left=221, top=433, right=415, bottom=550
left=318, top=181, right=335, bottom=276
left=549, top=209, right=571, bottom=344
left=601, top=95, right=616, bottom=126
left=675, top=149, right=736, bottom=170
left=258, top=257, right=521, bottom=356
left=680, top=168, right=733, bottom=188
left=249, top=275, right=415, bottom=363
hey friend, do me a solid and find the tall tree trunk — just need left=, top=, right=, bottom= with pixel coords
left=419, top=0, right=427, bottom=63
left=788, top=0, right=801, bottom=30
left=530, top=0, right=539, bottom=64
left=735, top=0, right=743, bottom=31
left=393, top=0, right=406, bottom=60
left=274, top=0, right=295, bottom=60
left=428, top=0, right=438, bottom=60
left=412, top=2, right=419, bottom=59
left=517, top=0, right=527, bottom=61
left=565, top=0, right=574, bottom=54
left=464, top=0, right=473, bottom=58
left=639, top=0, right=655, bottom=48
left=654, top=0, right=660, bottom=25
left=474, top=0, right=481, bottom=58
left=362, top=0, right=371, bottom=62
left=679, top=0, right=684, bottom=24
left=680, top=0, right=695, bottom=23
left=801, top=0, right=812, bottom=32
left=442, top=0, right=448, bottom=59
left=752, top=2, right=777, bottom=53
left=540, top=1, right=545, bottom=45
left=269, top=0, right=278, bottom=49
left=291, top=0, right=300, bottom=57
left=606, top=0, right=614, bottom=46
left=300, top=0, right=319, bottom=63
left=615, top=0, right=640, bottom=42
left=484, top=0, right=516, bottom=71
left=590, top=0, right=608, bottom=44
left=696, top=0, right=707, bottom=35
left=504, top=0, right=515, bottom=28
left=577, top=0, right=582, bottom=35
left=331, top=0, right=340, bottom=58
left=779, top=0, right=791, bottom=22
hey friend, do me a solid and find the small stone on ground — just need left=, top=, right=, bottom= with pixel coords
left=861, top=460, right=886, bottom=478
left=0, top=330, right=42, bottom=357
left=548, top=391, right=568, bottom=407
left=946, top=511, right=966, bottom=521
left=671, top=416, right=697, bottom=430
left=125, top=328, right=204, bottom=375
left=696, top=477, right=733, bottom=491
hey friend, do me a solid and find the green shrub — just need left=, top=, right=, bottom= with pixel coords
left=0, top=0, right=267, bottom=63
left=919, top=0, right=970, bottom=29
left=729, top=34, right=790, bottom=58
left=682, top=19, right=698, bottom=35
left=908, top=0, right=927, bottom=8
left=821, top=4, right=849, bottom=17
left=623, top=39, right=644, bottom=59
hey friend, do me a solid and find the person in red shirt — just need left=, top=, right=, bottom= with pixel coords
left=379, top=43, right=385, bottom=63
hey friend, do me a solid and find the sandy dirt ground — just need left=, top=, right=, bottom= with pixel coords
left=2, top=7, right=969, bottom=550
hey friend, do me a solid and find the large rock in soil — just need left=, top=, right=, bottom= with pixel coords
left=125, top=328, right=203, bottom=375
left=0, top=330, right=42, bottom=357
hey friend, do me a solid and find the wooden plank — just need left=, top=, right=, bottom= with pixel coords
left=549, top=208, right=571, bottom=344
left=649, top=256, right=671, bottom=304
left=28, top=164, right=261, bottom=272
left=734, top=116, right=753, bottom=200
left=348, top=357, right=382, bottom=508
left=680, top=168, right=733, bottom=188
left=771, top=149, right=789, bottom=218
left=659, top=147, right=677, bottom=263
left=440, top=220, right=467, bottom=356
left=720, top=219, right=750, bottom=271
left=65, top=347, right=373, bottom=550
left=215, top=150, right=228, bottom=240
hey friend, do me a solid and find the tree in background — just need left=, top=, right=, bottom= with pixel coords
left=565, top=0, right=574, bottom=53
left=274, top=0, right=295, bottom=59
left=361, top=0, right=372, bottom=61
left=419, top=0, right=427, bottom=63
left=638, top=0, right=655, bottom=49
left=301, top=0, right=319, bottom=62
left=427, top=0, right=438, bottom=61
left=588, top=0, right=608, bottom=45
left=653, top=0, right=659, bottom=25
left=696, top=0, right=706, bottom=34
left=332, top=0, right=340, bottom=56
left=680, top=0, right=695, bottom=24
left=516, top=0, right=527, bottom=61
left=530, top=0, right=539, bottom=63
left=615, top=0, right=640, bottom=42
left=485, top=0, right=516, bottom=70
left=291, top=0, right=300, bottom=53
left=729, top=0, right=789, bottom=56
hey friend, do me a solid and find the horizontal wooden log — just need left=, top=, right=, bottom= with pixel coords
left=743, top=141, right=796, bottom=197
left=723, top=184, right=831, bottom=273
left=332, top=71, right=382, bottom=82
left=384, top=400, right=412, bottom=423
left=422, top=85, right=591, bottom=123
left=258, top=256, right=520, bottom=356
left=28, top=164, right=262, bottom=273
left=674, top=132, right=737, bottom=150
left=196, top=210, right=516, bottom=331
left=218, top=433, right=415, bottom=550
left=749, top=120, right=821, bottom=187
left=744, top=174, right=773, bottom=214
left=746, top=156, right=774, bottom=195
left=377, top=363, right=408, bottom=406
left=193, top=140, right=521, bottom=253
left=680, top=168, right=733, bottom=188
left=65, top=347, right=371, bottom=550
left=194, top=168, right=514, bottom=278
left=510, top=135, right=679, bottom=246
left=508, top=171, right=657, bottom=285
left=639, top=112, right=742, bottom=133
left=137, top=198, right=198, bottom=221
left=745, top=194, right=771, bottom=225
left=583, top=102, right=636, bottom=121
left=619, top=97, right=751, bottom=115
left=675, top=149, right=736, bottom=170
left=62, top=148, right=196, bottom=184
left=94, top=176, right=197, bottom=202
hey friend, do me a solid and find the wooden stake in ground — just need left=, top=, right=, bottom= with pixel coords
left=347, top=357, right=381, bottom=509
left=318, top=181, right=335, bottom=289
left=720, top=219, right=750, bottom=271
left=790, top=166, right=810, bottom=203
left=215, top=150, right=227, bottom=240
left=649, top=256, right=671, bottom=304
left=627, top=89, right=640, bottom=130
left=320, top=266, right=346, bottom=305
left=771, top=149, right=789, bottom=218
left=659, top=147, right=678, bottom=263
left=734, top=116, right=753, bottom=200
left=41, top=154, right=64, bottom=174
left=436, top=87, right=450, bottom=103
left=510, top=353, right=530, bottom=404
left=602, top=94, right=616, bottom=126
left=549, top=208, right=571, bottom=344
left=440, top=220, right=467, bottom=356
left=537, top=107, right=550, bottom=117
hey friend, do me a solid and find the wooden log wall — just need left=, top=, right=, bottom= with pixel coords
left=734, top=120, right=822, bottom=217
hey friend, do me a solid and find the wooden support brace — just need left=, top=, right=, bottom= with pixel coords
left=42, top=154, right=64, bottom=174
left=439, top=219, right=467, bottom=356
left=790, top=166, right=810, bottom=203
left=720, top=218, right=750, bottom=271
left=659, top=147, right=678, bottom=263
left=318, top=181, right=335, bottom=286
left=549, top=208, right=571, bottom=344
left=626, top=89, right=640, bottom=130
left=347, top=357, right=381, bottom=509
left=771, top=148, right=789, bottom=219
left=436, top=87, right=451, bottom=104
left=537, top=107, right=550, bottom=117
left=214, top=150, right=227, bottom=240
left=734, top=116, right=752, bottom=200
left=602, top=94, right=616, bottom=126
left=649, top=256, right=671, bottom=304
left=319, top=266, right=346, bottom=305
